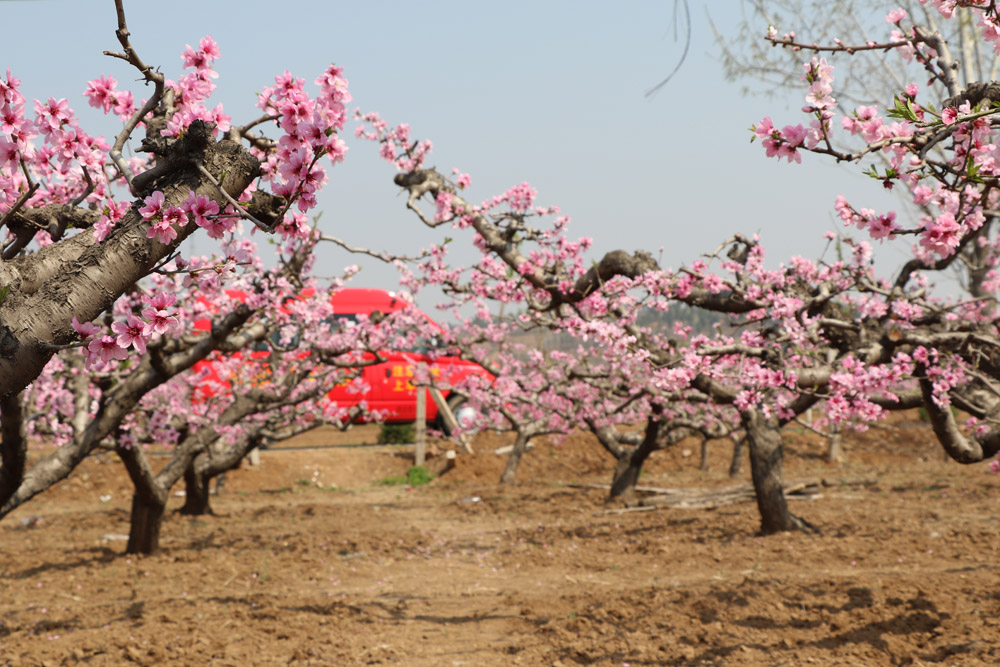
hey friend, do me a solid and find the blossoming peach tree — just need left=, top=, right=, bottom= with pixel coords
left=0, top=0, right=377, bottom=550
left=361, top=1, right=1000, bottom=534
left=753, top=1, right=1000, bottom=466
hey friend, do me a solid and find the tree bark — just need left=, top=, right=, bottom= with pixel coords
left=179, top=453, right=213, bottom=516
left=118, top=441, right=171, bottom=555
left=918, top=370, right=1000, bottom=463
left=608, top=417, right=661, bottom=502
left=744, top=410, right=816, bottom=534
left=500, top=431, right=532, bottom=484
left=729, top=435, right=745, bottom=478
left=0, top=392, right=27, bottom=508
left=126, top=489, right=168, bottom=555
left=0, top=123, right=261, bottom=401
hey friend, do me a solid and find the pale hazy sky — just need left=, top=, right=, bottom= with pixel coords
left=3, top=0, right=908, bottom=311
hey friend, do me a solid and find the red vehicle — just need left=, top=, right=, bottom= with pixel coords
left=193, top=288, right=490, bottom=432
left=325, top=288, right=489, bottom=431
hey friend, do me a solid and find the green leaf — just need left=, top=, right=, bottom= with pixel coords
left=0, top=285, right=9, bottom=304
left=967, top=161, right=983, bottom=183
left=889, top=95, right=920, bottom=122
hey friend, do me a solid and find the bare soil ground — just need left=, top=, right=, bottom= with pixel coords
left=1, top=413, right=998, bottom=666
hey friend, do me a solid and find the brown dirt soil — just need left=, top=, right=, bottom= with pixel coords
left=1, top=414, right=999, bottom=666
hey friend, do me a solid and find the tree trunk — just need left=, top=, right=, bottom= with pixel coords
left=608, top=416, right=662, bottom=502
left=744, top=411, right=815, bottom=535
left=699, top=437, right=710, bottom=472
left=0, top=392, right=27, bottom=509
left=126, top=489, right=167, bottom=555
left=728, top=435, right=745, bottom=478
left=608, top=452, right=648, bottom=503
left=179, top=454, right=213, bottom=516
left=499, top=432, right=531, bottom=484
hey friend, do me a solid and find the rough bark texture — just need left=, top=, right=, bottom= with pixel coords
left=127, top=491, right=167, bottom=555
left=608, top=418, right=661, bottom=503
left=500, top=432, right=532, bottom=484
left=0, top=392, right=26, bottom=508
left=744, top=410, right=816, bottom=534
left=0, top=122, right=261, bottom=401
left=918, top=372, right=1000, bottom=463
left=729, top=436, right=745, bottom=478
left=180, top=454, right=214, bottom=516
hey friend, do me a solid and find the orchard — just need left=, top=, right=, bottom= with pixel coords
left=0, top=1, right=998, bottom=664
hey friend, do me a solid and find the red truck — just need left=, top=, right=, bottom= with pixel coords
left=193, top=288, right=490, bottom=432
left=325, top=288, right=489, bottom=431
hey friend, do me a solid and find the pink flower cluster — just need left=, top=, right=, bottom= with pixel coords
left=82, top=74, right=135, bottom=121
left=162, top=36, right=229, bottom=139
left=71, top=292, right=179, bottom=370
left=254, top=64, right=351, bottom=218
left=1, top=68, right=111, bottom=220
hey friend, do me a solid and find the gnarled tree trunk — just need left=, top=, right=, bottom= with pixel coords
left=180, top=453, right=214, bottom=516
left=608, top=417, right=662, bottom=503
left=0, top=392, right=27, bottom=508
left=500, top=431, right=532, bottom=484
left=127, top=487, right=168, bottom=555
left=744, top=410, right=815, bottom=534
left=728, top=435, right=745, bottom=478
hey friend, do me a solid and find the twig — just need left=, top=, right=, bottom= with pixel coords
left=319, top=234, right=428, bottom=263
left=70, top=167, right=96, bottom=207
left=105, top=0, right=165, bottom=195
left=196, top=163, right=274, bottom=233
left=0, top=182, right=40, bottom=232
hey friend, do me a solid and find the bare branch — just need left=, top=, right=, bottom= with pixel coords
left=106, top=0, right=165, bottom=194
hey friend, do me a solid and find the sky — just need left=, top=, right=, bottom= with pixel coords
left=2, top=0, right=908, bottom=315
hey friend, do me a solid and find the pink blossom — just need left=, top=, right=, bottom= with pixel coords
left=144, top=292, right=176, bottom=310
left=139, top=191, right=165, bottom=220
left=141, top=305, right=178, bottom=337
left=94, top=215, right=115, bottom=242
left=920, top=213, right=962, bottom=257
left=147, top=214, right=180, bottom=244
left=0, top=135, right=19, bottom=170
left=0, top=102, right=23, bottom=135
left=753, top=116, right=774, bottom=141
left=869, top=212, right=898, bottom=240
left=33, top=97, right=71, bottom=135
left=435, top=191, right=454, bottom=222
left=0, top=68, right=21, bottom=105
left=112, top=314, right=150, bottom=353
left=71, top=316, right=101, bottom=340
left=184, top=191, right=221, bottom=228
left=885, top=8, right=907, bottom=23
left=87, top=335, right=128, bottom=366
left=83, top=75, right=118, bottom=113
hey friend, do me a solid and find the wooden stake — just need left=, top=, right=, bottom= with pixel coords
left=415, top=387, right=426, bottom=466
left=429, top=387, right=474, bottom=454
